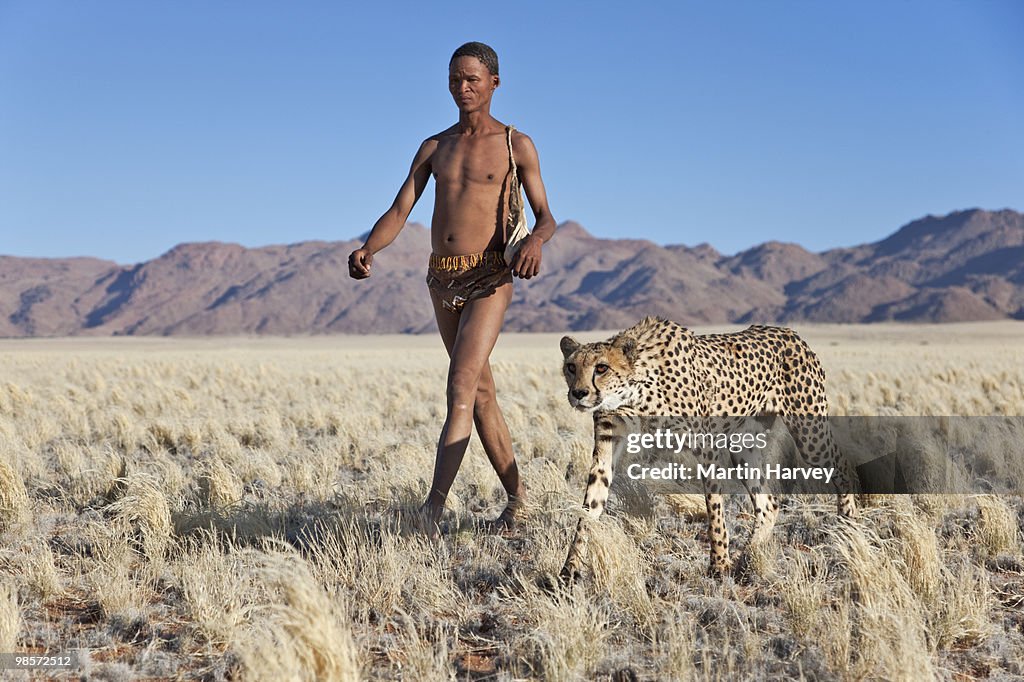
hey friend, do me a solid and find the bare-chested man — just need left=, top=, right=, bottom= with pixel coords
left=348, top=42, right=556, bottom=532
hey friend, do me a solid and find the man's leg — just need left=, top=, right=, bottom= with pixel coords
left=422, top=283, right=514, bottom=526
left=473, top=364, right=525, bottom=528
left=429, top=292, right=524, bottom=527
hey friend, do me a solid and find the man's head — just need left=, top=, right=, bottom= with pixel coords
left=449, top=42, right=500, bottom=112
left=450, top=42, right=498, bottom=76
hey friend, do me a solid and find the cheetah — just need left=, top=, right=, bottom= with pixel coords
left=559, top=316, right=857, bottom=579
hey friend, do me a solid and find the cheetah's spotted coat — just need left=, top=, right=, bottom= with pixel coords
left=559, top=316, right=857, bottom=578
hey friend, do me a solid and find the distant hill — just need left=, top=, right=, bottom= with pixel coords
left=2, top=208, right=1022, bottom=336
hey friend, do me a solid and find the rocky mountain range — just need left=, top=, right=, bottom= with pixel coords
left=2, top=208, right=1022, bottom=336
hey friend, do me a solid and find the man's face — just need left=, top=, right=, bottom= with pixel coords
left=449, top=56, right=497, bottom=113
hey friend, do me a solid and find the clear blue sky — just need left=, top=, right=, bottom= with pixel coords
left=1, top=1, right=1021, bottom=264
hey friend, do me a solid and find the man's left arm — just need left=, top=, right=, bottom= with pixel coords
left=511, top=132, right=556, bottom=279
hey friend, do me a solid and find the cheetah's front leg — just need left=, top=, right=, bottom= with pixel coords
left=704, top=488, right=733, bottom=576
left=560, top=415, right=619, bottom=581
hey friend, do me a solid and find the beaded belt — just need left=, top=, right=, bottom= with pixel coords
left=427, top=251, right=506, bottom=272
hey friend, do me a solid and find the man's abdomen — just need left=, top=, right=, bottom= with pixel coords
left=430, top=185, right=509, bottom=256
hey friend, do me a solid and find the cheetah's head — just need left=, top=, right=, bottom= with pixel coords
left=559, top=334, right=639, bottom=412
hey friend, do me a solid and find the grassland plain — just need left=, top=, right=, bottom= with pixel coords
left=1, top=322, right=1023, bottom=681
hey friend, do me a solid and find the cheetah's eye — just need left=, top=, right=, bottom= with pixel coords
left=595, top=364, right=609, bottom=375
left=566, top=363, right=576, bottom=374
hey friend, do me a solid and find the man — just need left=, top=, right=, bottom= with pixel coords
left=348, top=42, right=557, bottom=532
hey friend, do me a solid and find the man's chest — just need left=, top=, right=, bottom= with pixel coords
left=432, top=135, right=510, bottom=188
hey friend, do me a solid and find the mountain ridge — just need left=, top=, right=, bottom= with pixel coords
left=2, top=208, right=1022, bottom=336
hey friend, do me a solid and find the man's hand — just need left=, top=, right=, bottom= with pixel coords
left=348, top=248, right=373, bottom=279
left=511, top=234, right=543, bottom=279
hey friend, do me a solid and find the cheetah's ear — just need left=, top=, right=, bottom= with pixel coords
left=560, top=336, right=580, bottom=358
left=613, top=335, right=639, bottom=364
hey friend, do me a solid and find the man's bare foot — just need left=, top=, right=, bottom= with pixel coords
left=413, top=503, right=443, bottom=539
left=487, top=493, right=526, bottom=533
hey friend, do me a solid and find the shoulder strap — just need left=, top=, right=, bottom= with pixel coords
left=505, top=125, right=518, bottom=182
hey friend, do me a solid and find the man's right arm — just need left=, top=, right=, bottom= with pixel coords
left=349, top=138, right=436, bottom=279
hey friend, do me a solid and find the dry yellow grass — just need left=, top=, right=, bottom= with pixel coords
left=0, top=583, right=19, bottom=654
left=0, top=458, right=30, bottom=531
left=0, top=322, right=1022, bottom=679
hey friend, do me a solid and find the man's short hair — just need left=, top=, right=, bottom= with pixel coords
left=450, top=42, right=499, bottom=76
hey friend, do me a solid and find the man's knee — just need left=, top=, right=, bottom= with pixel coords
left=474, top=378, right=496, bottom=414
left=447, top=369, right=479, bottom=410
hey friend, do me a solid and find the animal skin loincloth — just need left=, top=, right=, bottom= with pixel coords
left=425, top=251, right=512, bottom=313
